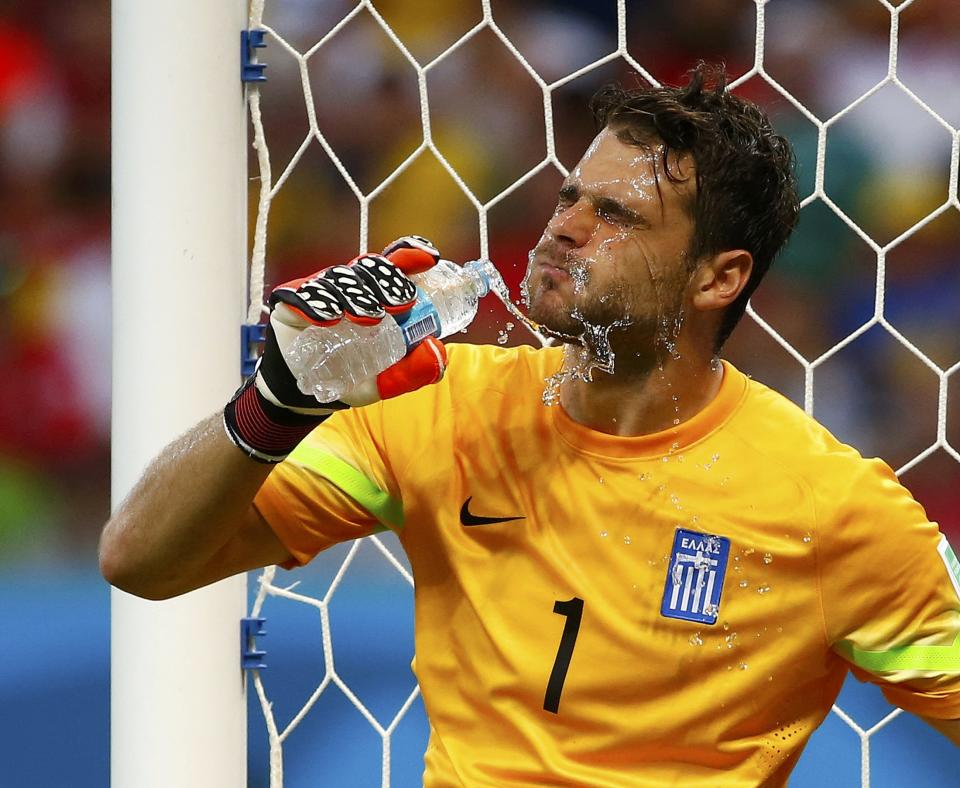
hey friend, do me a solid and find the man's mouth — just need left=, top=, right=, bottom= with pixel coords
left=539, top=261, right=570, bottom=282
left=533, top=251, right=571, bottom=281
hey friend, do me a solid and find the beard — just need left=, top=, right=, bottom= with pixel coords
left=522, top=240, right=687, bottom=375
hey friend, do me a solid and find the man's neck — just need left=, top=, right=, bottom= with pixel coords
left=558, top=347, right=724, bottom=438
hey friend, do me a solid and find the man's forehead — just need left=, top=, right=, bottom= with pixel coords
left=567, top=129, right=695, bottom=207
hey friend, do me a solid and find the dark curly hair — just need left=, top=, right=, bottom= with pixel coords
left=590, top=63, right=799, bottom=351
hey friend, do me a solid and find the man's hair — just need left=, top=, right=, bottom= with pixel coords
left=590, top=63, right=799, bottom=351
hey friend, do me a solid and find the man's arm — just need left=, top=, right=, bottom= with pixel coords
left=919, top=714, right=960, bottom=746
left=100, top=237, right=448, bottom=601
left=99, top=412, right=292, bottom=600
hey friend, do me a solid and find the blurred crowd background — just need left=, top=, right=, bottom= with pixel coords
left=3, top=0, right=956, bottom=571
left=0, top=0, right=958, bottom=783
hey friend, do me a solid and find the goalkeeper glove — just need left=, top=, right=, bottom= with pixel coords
left=224, top=235, right=447, bottom=463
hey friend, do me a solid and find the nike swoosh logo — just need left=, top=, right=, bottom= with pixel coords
left=460, top=497, right=525, bottom=527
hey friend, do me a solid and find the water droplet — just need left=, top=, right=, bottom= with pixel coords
left=738, top=662, right=749, bottom=671
left=757, top=583, right=771, bottom=594
left=672, top=418, right=681, bottom=425
left=505, top=322, right=515, bottom=330
left=599, top=530, right=608, bottom=538
left=677, top=454, right=685, bottom=463
left=689, top=633, right=703, bottom=646
left=739, top=580, right=749, bottom=588
left=743, top=547, right=755, bottom=556
left=671, top=394, right=679, bottom=402
left=703, top=603, right=718, bottom=616
left=711, top=453, right=720, bottom=463
left=639, top=472, right=651, bottom=481
left=802, top=534, right=813, bottom=543
left=725, top=632, right=739, bottom=648
left=623, top=535, right=632, bottom=545
left=722, top=621, right=730, bottom=631
left=598, top=476, right=605, bottom=485
left=497, top=330, right=509, bottom=345
left=763, top=553, right=773, bottom=565
left=661, top=456, right=669, bottom=463
left=720, top=476, right=730, bottom=486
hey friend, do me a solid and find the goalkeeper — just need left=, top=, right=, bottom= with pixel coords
left=100, top=64, right=960, bottom=785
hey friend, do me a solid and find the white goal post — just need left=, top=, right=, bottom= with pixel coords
left=111, top=1, right=248, bottom=786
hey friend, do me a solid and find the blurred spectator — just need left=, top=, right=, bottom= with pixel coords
left=0, top=3, right=110, bottom=562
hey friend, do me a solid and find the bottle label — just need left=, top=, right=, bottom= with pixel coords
left=396, top=293, right=442, bottom=350
left=402, top=312, right=440, bottom=347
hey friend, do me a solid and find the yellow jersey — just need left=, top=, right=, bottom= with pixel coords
left=253, top=343, right=960, bottom=787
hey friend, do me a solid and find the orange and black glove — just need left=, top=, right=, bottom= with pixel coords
left=224, top=235, right=446, bottom=463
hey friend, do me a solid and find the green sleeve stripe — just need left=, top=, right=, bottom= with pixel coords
left=838, top=632, right=960, bottom=673
left=287, top=445, right=404, bottom=530
left=939, top=537, right=960, bottom=600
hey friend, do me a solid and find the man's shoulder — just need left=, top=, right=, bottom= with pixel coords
left=444, top=341, right=562, bottom=389
left=728, top=365, right=874, bottom=481
left=373, top=341, right=560, bottom=425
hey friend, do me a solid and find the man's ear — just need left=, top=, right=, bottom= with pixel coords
left=690, top=250, right=754, bottom=312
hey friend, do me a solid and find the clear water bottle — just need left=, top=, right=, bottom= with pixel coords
left=285, top=259, right=501, bottom=403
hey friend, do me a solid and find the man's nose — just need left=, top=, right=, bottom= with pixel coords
left=547, top=201, right=594, bottom=249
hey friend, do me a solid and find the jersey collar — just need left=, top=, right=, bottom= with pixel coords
left=550, top=360, right=748, bottom=459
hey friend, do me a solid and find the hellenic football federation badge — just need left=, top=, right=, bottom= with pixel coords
left=661, top=528, right=731, bottom=625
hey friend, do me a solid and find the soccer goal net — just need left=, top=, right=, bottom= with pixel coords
left=234, top=1, right=958, bottom=786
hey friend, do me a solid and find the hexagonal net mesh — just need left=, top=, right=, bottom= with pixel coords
left=243, top=1, right=960, bottom=786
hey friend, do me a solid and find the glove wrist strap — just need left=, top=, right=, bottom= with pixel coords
left=223, top=378, right=327, bottom=464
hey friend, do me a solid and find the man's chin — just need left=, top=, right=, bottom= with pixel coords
left=526, top=303, right=584, bottom=344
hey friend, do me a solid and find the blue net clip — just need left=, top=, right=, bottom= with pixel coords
left=241, top=29, right=268, bottom=83
left=241, top=323, right=267, bottom=377
left=241, top=617, right=267, bottom=670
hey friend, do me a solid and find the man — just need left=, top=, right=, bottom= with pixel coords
left=100, top=64, right=960, bottom=785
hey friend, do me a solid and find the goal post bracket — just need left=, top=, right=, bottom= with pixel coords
left=241, top=29, right=268, bottom=83
left=241, top=616, right=268, bottom=670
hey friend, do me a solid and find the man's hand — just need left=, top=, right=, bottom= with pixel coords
left=224, top=236, right=448, bottom=463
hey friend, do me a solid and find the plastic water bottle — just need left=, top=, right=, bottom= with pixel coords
left=285, top=259, right=501, bottom=403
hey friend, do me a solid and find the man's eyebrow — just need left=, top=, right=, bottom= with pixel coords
left=593, top=195, right=651, bottom=228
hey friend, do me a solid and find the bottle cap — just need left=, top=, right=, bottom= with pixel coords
left=463, top=259, right=499, bottom=298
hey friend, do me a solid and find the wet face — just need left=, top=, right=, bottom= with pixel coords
left=523, top=128, right=698, bottom=359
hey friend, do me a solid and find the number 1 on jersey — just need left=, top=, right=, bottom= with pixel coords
left=543, top=597, right=584, bottom=713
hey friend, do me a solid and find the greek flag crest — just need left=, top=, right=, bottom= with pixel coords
left=661, top=528, right=731, bottom=625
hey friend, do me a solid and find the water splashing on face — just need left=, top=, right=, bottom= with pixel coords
left=541, top=317, right=632, bottom=406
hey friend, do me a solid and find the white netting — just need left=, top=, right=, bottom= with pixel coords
left=243, top=1, right=959, bottom=786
